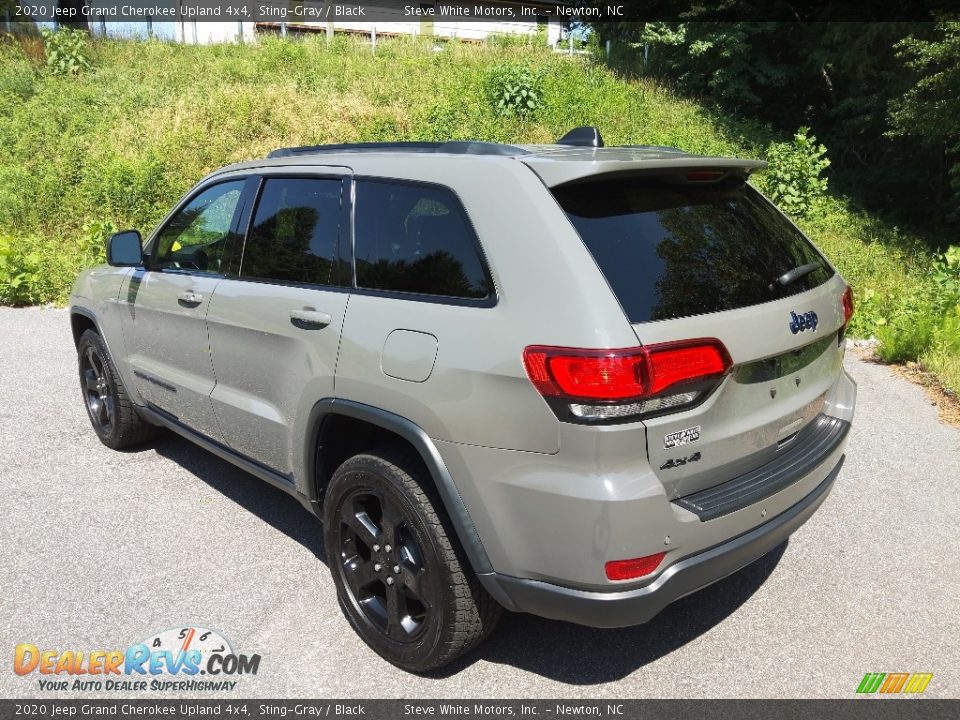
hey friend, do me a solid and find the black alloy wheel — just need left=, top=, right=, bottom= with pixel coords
left=323, top=448, right=501, bottom=672
left=81, top=343, right=114, bottom=433
left=338, top=489, right=432, bottom=642
left=76, top=329, right=158, bottom=449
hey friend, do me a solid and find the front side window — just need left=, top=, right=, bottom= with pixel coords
left=153, top=181, right=244, bottom=273
left=241, top=177, right=343, bottom=286
left=353, top=181, right=492, bottom=300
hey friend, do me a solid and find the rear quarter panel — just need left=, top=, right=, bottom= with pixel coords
left=334, top=156, right=640, bottom=454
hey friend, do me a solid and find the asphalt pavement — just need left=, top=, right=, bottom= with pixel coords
left=1, top=306, right=958, bottom=698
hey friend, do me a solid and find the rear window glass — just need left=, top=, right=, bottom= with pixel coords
left=553, top=179, right=834, bottom=323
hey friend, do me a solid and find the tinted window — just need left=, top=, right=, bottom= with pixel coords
left=242, top=178, right=343, bottom=286
left=153, top=181, right=244, bottom=273
left=553, top=180, right=834, bottom=323
left=354, top=181, right=491, bottom=300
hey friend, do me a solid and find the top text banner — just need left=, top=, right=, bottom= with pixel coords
left=14, top=1, right=621, bottom=23
left=9, top=1, right=960, bottom=24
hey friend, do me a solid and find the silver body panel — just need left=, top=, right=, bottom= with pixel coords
left=120, top=270, right=226, bottom=441
left=206, top=279, right=350, bottom=474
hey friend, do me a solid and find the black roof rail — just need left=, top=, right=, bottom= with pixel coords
left=557, top=126, right=604, bottom=148
left=266, top=141, right=528, bottom=159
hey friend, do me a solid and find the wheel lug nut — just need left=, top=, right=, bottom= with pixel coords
left=374, top=563, right=382, bottom=572
left=393, top=565, right=400, bottom=574
left=386, top=577, right=394, bottom=586
left=385, top=544, right=392, bottom=553
left=373, top=544, right=380, bottom=552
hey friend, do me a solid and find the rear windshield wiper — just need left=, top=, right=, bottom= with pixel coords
left=769, top=262, right=822, bottom=292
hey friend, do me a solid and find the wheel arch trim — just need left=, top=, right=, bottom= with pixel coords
left=70, top=305, right=106, bottom=346
left=305, top=399, right=493, bottom=575
left=70, top=305, right=126, bottom=378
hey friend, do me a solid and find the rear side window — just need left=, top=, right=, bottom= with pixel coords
left=242, top=177, right=343, bottom=286
left=353, top=180, right=492, bottom=301
left=553, top=179, right=834, bottom=323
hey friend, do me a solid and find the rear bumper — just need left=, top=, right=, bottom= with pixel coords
left=480, top=455, right=843, bottom=628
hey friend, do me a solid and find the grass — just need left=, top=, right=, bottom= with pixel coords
left=1, top=31, right=958, bottom=396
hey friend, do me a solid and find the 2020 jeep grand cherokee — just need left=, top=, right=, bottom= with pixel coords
left=71, top=128, right=856, bottom=672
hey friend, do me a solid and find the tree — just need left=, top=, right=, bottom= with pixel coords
left=631, top=17, right=956, bottom=229
left=888, top=22, right=960, bottom=221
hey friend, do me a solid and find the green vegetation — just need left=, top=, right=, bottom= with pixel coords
left=623, top=20, right=960, bottom=230
left=0, top=30, right=957, bottom=396
left=486, top=62, right=544, bottom=118
left=39, top=27, right=91, bottom=76
left=764, top=128, right=830, bottom=219
left=888, top=23, right=960, bottom=223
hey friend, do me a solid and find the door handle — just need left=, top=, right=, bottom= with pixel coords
left=178, top=291, right=203, bottom=307
left=290, top=309, right=333, bottom=329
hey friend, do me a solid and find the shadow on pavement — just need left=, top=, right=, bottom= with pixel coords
left=151, top=432, right=787, bottom=685
left=444, top=540, right=787, bottom=683
left=151, top=433, right=327, bottom=563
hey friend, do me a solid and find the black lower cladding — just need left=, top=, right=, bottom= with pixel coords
left=673, top=413, right=850, bottom=522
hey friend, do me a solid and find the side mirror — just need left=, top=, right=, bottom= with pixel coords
left=107, top=230, right=143, bottom=267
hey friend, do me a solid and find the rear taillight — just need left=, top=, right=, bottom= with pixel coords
left=605, top=552, right=667, bottom=581
left=839, top=286, right=855, bottom=346
left=841, top=286, right=855, bottom=326
left=523, top=339, right=731, bottom=423
left=523, top=349, right=646, bottom=400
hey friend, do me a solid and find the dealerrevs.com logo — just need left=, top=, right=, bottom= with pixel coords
left=13, top=626, right=261, bottom=692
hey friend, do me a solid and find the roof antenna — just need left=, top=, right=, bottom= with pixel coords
left=556, top=127, right=604, bottom=148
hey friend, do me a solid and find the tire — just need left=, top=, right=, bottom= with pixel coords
left=323, top=446, right=501, bottom=672
left=77, top=329, right=159, bottom=449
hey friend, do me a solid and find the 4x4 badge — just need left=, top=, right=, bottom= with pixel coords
left=789, top=310, right=818, bottom=334
left=660, top=452, right=702, bottom=470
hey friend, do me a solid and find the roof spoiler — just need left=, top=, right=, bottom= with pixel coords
left=523, top=156, right=768, bottom=188
left=557, top=126, right=604, bottom=148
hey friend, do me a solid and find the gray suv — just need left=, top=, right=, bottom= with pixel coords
left=70, top=127, right=856, bottom=672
